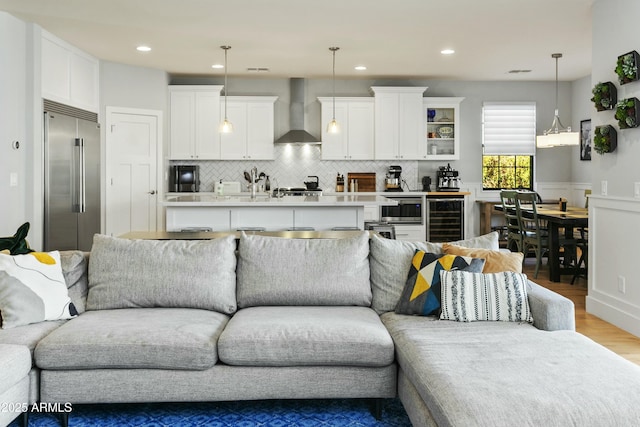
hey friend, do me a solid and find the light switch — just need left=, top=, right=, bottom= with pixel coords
left=634, top=182, right=640, bottom=198
left=601, top=180, right=607, bottom=196
left=9, top=172, right=18, bottom=187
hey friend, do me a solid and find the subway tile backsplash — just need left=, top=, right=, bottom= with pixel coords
left=171, top=145, right=419, bottom=193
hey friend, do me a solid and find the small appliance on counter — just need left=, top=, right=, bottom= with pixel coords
left=335, top=173, right=345, bottom=192
left=170, top=165, right=200, bottom=192
left=436, top=164, right=461, bottom=191
left=384, top=165, right=403, bottom=192
left=422, top=176, right=432, bottom=192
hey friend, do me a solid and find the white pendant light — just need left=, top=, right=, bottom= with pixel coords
left=536, top=53, right=578, bottom=148
left=327, top=47, right=340, bottom=134
left=220, top=45, right=233, bottom=134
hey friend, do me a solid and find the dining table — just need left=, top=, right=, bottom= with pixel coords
left=495, top=203, right=588, bottom=282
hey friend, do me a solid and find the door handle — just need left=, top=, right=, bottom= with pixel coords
left=148, top=190, right=156, bottom=195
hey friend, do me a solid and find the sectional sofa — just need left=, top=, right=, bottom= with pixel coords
left=2, top=231, right=640, bottom=427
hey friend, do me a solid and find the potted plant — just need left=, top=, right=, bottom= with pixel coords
left=615, top=97, right=639, bottom=129
left=591, top=82, right=617, bottom=111
left=616, top=51, right=639, bottom=85
left=593, top=125, right=617, bottom=154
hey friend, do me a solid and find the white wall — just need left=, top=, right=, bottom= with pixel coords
left=0, top=12, right=28, bottom=237
left=587, top=0, right=640, bottom=337
left=571, top=75, right=593, bottom=184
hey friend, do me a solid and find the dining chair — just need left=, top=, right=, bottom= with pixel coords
left=515, top=192, right=548, bottom=278
left=571, top=188, right=591, bottom=284
left=500, top=190, right=523, bottom=252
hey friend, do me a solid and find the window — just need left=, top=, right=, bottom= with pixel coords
left=482, top=102, right=535, bottom=190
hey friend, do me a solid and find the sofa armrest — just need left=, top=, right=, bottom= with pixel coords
left=526, top=280, right=575, bottom=331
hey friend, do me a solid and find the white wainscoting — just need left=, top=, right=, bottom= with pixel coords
left=587, top=195, right=640, bottom=338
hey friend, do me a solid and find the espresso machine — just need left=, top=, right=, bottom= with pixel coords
left=385, top=165, right=403, bottom=192
left=436, top=164, right=461, bottom=191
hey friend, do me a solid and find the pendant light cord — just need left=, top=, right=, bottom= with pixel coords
left=223, top=46, right=230, bottom=120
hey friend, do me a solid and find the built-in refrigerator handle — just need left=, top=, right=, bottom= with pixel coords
left=73, top=138, right=86, bottom=213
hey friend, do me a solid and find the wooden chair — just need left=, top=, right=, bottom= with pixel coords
left=500, top=190, right=523, bottom=252
left=571, top=189, right=591, bottom=284
left=515, top=192, right=548, bottom=278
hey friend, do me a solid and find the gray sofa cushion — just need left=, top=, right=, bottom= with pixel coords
left=382, top=312, right=640, bottom=427
left=35, top=308, right=229, bottom=370
left=0, top=344, right=30, bottom=394
left=218, top=306, right=395, bottom=367
left=369, top=232, right=499, bottom=314
left=87, top=235, right=237, bottom=314
left=0, top=320, right=65, bottom=355
left=60, top=250, right=88, bottom=313
left=236, top=232, right=371, bottom=307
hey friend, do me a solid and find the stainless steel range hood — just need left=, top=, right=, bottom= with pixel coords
left=275, top=78, right=320, bottom=144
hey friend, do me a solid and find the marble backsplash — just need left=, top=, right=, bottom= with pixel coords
left=171, top=145, right=420, bottom=193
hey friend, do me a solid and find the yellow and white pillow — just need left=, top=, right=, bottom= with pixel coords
left=0, top=251, right=77, bottom=329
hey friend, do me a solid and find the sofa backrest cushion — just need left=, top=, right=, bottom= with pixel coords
left=60, top=250, right=89, bottom=314
left=236, top=232, right=371, bottom=308
left=369, top=232, right=500, bottom=314
left=86, top=235, right=237, bottom=314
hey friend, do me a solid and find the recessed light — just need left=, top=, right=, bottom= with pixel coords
left=136, top=45, right=151, bottom=52
left=211, top=64, right=224, bottom=69
left=440, top=49, right=455, bottom=55
left=354, top=65, right=367, bottom=71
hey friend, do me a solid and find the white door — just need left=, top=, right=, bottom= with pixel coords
left=105, top=107, right=161, bottom=237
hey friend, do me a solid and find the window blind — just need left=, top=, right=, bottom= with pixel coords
left=482, top=102, right=536, bottom=155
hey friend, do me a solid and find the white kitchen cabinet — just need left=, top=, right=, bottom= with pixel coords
left=220, top=96, right=277, bottom=160
left=41, top=30, right=99, bottom=113
left=318, top=97, right=374, bottom=160
left=169, top=85, right=223, bottom=160
left=393, top=224, right=426, bottom=242
left=422, top=97, right=464, bottom=160
left=371, top=87, right=427, bottom=160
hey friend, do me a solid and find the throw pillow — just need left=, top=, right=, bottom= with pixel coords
left=395, top=250, right=486, bottom=316
left=0, top=251, right=78, bottom=329
left=0, top=222, right=34, bottom=255
left=369, top=232, right=500, bottom=314
left=442, top=243, right=524, bottom=273
left=439, top=270, right=533, bottom=323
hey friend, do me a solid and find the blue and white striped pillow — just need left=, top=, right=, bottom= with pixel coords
left=439, top=270, right=533, bottom=323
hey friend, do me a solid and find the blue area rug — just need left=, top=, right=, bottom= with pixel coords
left=11, top=398, right=411, bottom=426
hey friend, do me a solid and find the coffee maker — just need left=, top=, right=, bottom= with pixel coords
left=436, top=164, right=461, bottom=191
left=385, top=165, right=403, bottom=191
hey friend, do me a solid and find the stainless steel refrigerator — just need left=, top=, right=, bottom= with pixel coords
left=44, top=103, right=100, bottom=251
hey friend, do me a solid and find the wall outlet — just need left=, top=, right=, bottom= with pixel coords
left=601, top=180, right=608, bottom=196
left=618, top=275, right=626, bottom=294
left=635, top=182, right=640, bottom=198
left=9, top=172, right=18, bottom=187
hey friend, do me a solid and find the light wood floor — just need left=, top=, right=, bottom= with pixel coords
left=523, top=258, right=640, bottom=366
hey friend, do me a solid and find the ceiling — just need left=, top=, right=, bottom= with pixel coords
left=0, top=0, right=594, bottom=81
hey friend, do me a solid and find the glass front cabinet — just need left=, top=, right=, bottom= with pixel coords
left=422, top=97, right=464, bottom=160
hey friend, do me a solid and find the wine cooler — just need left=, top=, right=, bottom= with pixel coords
left=426, top=197, right=464, bottom=242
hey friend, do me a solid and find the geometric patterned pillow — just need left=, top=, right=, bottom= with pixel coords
left=395, top=250, right=486, bottom=316
left=0, top=251, right=78, bottom=329
left=439, top=270, right=533, bottom=323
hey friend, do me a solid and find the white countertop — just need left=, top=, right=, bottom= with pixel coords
left=162, top=194, right=398, bottom=207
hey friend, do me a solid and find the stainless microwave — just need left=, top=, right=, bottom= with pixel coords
left=169, top=165, right=200, bottom=192
left=380, top=197, right=423, bottom=224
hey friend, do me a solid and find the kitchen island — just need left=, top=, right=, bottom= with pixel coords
left=162, top=193, right=397, bottom=232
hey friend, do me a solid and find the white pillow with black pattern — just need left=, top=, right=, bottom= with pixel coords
left=439, top=270, right=533, bottom=323
left=0, top=251, right=77, bottom=329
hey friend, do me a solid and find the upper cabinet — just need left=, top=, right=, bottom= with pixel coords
left=422, top=97, right=464, bottom=160
left=41, top=30, right=99, bottom=112
left=318, top=97, right=374, bottom=160
left=371, top=87, right=427, bottom=160
left=169, top=85, right=223, bottom=160
left=220, top=96, right=277, bottom=160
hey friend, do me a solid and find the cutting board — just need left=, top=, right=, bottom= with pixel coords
left=347, top=172, right=376, bottom=192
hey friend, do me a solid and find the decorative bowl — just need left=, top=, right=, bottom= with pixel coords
left=437, top=126, right=454, bottom=138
